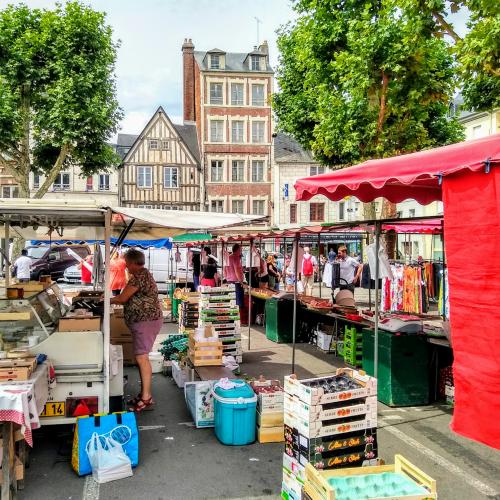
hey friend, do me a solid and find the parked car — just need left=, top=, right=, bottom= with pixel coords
left=27, top=244, right=91, bottom=281
left=63, top=264, right=82, bottom=284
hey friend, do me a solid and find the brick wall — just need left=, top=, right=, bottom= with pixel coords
left=182, top=39, right=195, bottom=122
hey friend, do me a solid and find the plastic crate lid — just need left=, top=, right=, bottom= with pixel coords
left=214, top=380, right=254, bottom=399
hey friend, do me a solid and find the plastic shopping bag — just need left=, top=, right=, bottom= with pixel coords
left=297, top=280, right=304, bottom=294
left=86, top=432, right=133, bottom=484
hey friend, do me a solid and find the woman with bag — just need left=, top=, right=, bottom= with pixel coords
left=110, top=249, right=162, bottom=412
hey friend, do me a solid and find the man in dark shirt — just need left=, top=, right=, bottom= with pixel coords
left=191, top=250, right=201, bottom=290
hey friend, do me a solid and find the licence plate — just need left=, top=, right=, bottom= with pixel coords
left=40, top=401, right=65, bottom=417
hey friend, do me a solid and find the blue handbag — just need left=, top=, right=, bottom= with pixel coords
left=72, top=412, right=139, bottom=476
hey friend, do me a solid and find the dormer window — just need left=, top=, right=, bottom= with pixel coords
left=251, top=55, right=261, bottom=70
left=210, top=54, right=220, bottom=69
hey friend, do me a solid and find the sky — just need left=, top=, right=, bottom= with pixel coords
left=0, top=0, right=468, bottom=139
left=0, top=0, right=297, bottom=138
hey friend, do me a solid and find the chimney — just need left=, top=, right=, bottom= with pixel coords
left=258, top=40, right=269, bottom=55
left=182, top=38, right=195, bottom=122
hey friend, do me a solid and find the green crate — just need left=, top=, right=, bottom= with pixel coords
left=362, top=328, right=430, bottom=406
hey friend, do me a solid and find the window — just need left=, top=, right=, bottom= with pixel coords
left=137, top=204, right=153, bottom=209
left=252, top=200, right=265, bottom=215
left=231, top=83, right=244, bottom=105
left=232, top=160, right=244, bottom=182
left=209, top=83, right=223, bottom=105
left=232, top=200, right=244, bottom=213
left=472, top=125, right=482, bottom=138
left=409, top=208, right=416, bottom=218
left=310, top=203, right=325, bottom=222
left=33, top=174, right=40, bottom=189
left=251, top=160, right=264, bottom=182
left=251, top=84, right=265, bottom=106
left=149, top=139, right=159, bottom=150
left=290, top=204, right=297, bottom=224
left=160, top=205, right=179, bottom=210
left=210, top=120, right=224, bottom=142
left=1, top=185, right=19, bottom=198
left=252, top=121, right=265, bottom=143
left=164, top=166, right=179, bottom=188
left=98, top=174, right=110, bottom=191
left=310, top=165, right=325, bottom=176
left=210, top=160, right=224, bottom=182
left=251, top=55, right=261, bottom=70
left=211, top=200, right=224, bottom=213
left=137, top=166, right=152, bottom=188
left=338, top=201, right=345, bottom=220
left=86, top=176, right=93, bottom=191
left=161, top=140, right=170, bottom=150
left=231, top=121, right=244, bottom=143
left=210, top=54, right=220, bottom=69
left=53, top=172, right=70, bottom=191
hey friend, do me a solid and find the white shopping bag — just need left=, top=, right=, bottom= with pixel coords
left=297, top=281, right=304, bottom=294
left=87, top=432, right=133, bottom=483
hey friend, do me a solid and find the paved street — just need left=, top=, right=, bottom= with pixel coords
left=19, top=325, right=500, bottom=500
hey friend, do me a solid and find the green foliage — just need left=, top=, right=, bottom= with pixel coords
left=0, top=1, right=122, bottom=196
left=274, top=0, right=464, bottom=166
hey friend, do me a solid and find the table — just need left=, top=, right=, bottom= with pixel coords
left=0, top=363, right=49, bottom=499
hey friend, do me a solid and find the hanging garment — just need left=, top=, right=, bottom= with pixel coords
left=322, top=262, right=333, bottom=288
left=367, top=243, right=393, bottom=281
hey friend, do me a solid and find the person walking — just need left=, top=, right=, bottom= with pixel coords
left=336, top=245, right=363, bottom=293
left=267, top=255, right=280, bottom=291
left=191, top=249, right=201, bottom=290
left=78, top=253, right=93, bottom=286
left=13, top=249, right=32, bottom=283
left=110, top=249, right=163, bottom=412
left=301, top=246, right=318, bottom=296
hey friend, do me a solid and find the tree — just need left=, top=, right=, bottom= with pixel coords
left=0, top=2, right=122, bottom=198
left=400, top=0, right=500, bottom=111
left=274, top=0, right=464, bottom=170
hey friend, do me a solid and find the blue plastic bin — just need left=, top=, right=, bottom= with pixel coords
left=212, top=380, right=257, bottom=445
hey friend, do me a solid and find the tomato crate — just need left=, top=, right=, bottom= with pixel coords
left=285, top=393, right=377, bottom=423
left=303, top=454, right=437, bottom=500
left=188, top=339, right=223, bottom=367
left=251, top=379, right=284, bottom=411
left=0, top=367, right=31, bottom=381
left=285, top=368, right=377, bottom=406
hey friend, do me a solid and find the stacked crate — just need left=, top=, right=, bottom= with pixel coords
left=199, top=285, right=242, bottom=363
left=251, top=379, right=285, bottom=443
left=281, top=368, right=378, bottom=500
left=343, top=325, right=363, bottom=367
left=179, top=295, right=199, bottom=334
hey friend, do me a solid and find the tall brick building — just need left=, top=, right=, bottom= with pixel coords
left=182, top=39, right=273, bottom=222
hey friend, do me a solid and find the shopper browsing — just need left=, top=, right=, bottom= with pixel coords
left=200, top=257, right=219, bottom=287
left=109, top=251, right=127, bottom=296
left=336, top=245, right=363, bottom=293
left=13, top=249, right=31, bottom=282
left=110, top=249, right=163, bottom=412
left=301, top=246, right=318, bottom=296
left=226, top=243, right=245, bottom=308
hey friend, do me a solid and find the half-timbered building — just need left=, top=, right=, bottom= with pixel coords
left=118, top=107, right=201, bottom=210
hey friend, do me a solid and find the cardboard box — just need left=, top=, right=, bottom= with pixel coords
left=58, top=316, right=101, bottom=332
left=250, top=379, right=284, bottom=411
left=256, top=425, right=284, bottom=443
left=0, top=367, right=31, bottom=381
left=172, top=360, right=190, bottom=388
left=257, top=410, right=284, bottom=428
left=120, top=342, right=136, bottom=366
left=110, top=314, right=132, bottom=340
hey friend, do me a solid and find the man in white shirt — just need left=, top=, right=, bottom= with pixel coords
left=336, top=245, right=362, bottom=293
left=14, top=249, right=31, bottom=282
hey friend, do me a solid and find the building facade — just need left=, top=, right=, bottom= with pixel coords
left=118, top=107, right=201, bottom=210
left=182, top=39, right=273, bottom=220
left=273, top=133, right=361, bottom=228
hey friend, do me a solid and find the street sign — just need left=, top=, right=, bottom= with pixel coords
left=283, top=183, right=289, bottom=199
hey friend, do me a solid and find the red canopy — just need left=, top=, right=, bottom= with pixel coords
left=295, top=135, right=500, bottom=204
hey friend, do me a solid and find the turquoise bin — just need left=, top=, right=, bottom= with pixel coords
left=212, top=380, right=257, bottom=445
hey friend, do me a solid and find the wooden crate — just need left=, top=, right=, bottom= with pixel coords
left=0, top=456, right=24, bottom=484
left=0, top=367, right=31, bottom=382
left=188, top=339, right=223, bottom=367
left=304, top=454, right=437, bottom=500
left=0, top=357, right=37, bottom=374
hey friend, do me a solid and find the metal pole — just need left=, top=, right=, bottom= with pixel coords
left=291, top=234, right=299, bottom=373
left=103, top=208, right=112, bottom=413
left=4, top=222, right=10, bottom=287
left=221, top=241, right=225, bottom=283
left=441, top=220, right=446, bottom=320
left=247, top=238, right=254, bottom=350
left=318, top=233, right=322, bottom=298
left=374, top=221, right=381, bottom=380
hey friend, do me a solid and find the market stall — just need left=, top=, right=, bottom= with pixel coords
left=295, top=133, right=500, bottom=450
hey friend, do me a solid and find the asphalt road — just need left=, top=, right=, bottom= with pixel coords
left=18, top=326, right=500, bottom=500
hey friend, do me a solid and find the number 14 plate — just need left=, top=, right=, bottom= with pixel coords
left=40, top=402, right=65, bottom=417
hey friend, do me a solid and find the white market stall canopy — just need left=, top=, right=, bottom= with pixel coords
left=0, top=200, right=266, bottom=240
